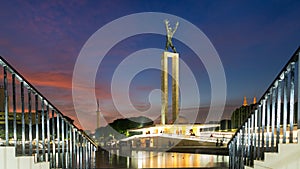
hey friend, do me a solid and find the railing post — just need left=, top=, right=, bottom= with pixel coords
left=254, top=110, right=257, bottom=160
left=247, top=120, right=250, bottom=165
left=3, top=66, right=9, bottom=146
left=76, top=129, right=80, bottom=168
left=51, top=109, right=56, bottom=168
left=69, top=125, right=73, bottom=168
left=92, top=145, right=96, bottom=169
left=277, top=78, right=282, bottom=147
left=41, top=99, right=45, bottom=161
left=84, top=137, right=87, bottom=169
left=87, top=141, right=91, bottom=168
left=21, top=81, right=25, bottom=155
left=283, top=71, right=288, bottom=143
left=251, top=113, right=254, bottom=165
left=28, top=89, right=32, bottom=156
left=79, top=132, right=83, bottom=169
left=233, top=138, right=237, bottom=169
left=56, top=113, right=61, bottom=167
left=35, top=94, right=39, bottom=162
left=12, top=74, right=17, bottom=148
left=266, top=94, right=271, bottom=150
left=241, top=128, right=245, bottom=168
left=73, top=128, right=79, bottom=168
left=61, top=117, right=65, bottom=168
left=289, top=63, right=295, bottom=143
left=271, top=87, right=276, bottom=151
left=257, top=104, right=261, bottom=159
left=65, top=122, right=69, bottom=168
left=261, top=99, right=266, bottom=159
left=46, top=105, right=50, bottom=163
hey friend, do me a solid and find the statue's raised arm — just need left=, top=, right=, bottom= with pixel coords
left=164, top=19, right=170, bottom=30
left=172, top=22, right=179, bottom=35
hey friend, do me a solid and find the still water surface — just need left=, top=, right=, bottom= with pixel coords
left=96, top=150, right=228, bottom=168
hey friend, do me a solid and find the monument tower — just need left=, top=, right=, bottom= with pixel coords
left=96, top=99, right=101, bottom=129
left=161, top=20, right=179, bottom=125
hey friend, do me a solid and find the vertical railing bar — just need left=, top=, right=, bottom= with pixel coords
left=46, top=104, right=50, bottom=163
left=86, top=141, right=89, bottom=168
left=283, top=71, right=288, bottom=143
left=241, top=129, right=244, bottom=168
left=93, top=145, right=96, bottom=169
left=90, top=143, right=93, bottom=169
left=244, top=122, right=247, bottom=165
left=21, top=81, right=25, bottom=155
left=231, top=143, right=234, bottom=169
left=76, top=130, right=80, bottom=168
left=3, top=66, right=9, bottom=146
left=57, top=113, right=61, bottom=167
left=266, top=94, right=271, bottom=150
left=229, top=143, right=231, bottom=169
left=69, top=126, right=73, bottom=168
left=74, top=128, right=77, bottom=168
left=83, top=137, right=87, bottom=169
left=257, top=105, right=261, bottom=159
left=261, top=99, right=266, bottom=159
left=233, top=141, right=235, bottom=169
left=61, top=118, right=65, bottom=168
left=271, top=87, right=276, bottom=151
left=87, top=141, right=91, bottom=168
left=289, top=63, right=295, bottom=143
left=254, top=110, right=257, bottom=160
left=28, top=89, right=32, bottom=156
left=80, top=133, right=83, bottom=169
left=35, top=94, right=39, bottom=162
left=276, top=79, right=282, bottom=147
left=251, top=114, right=254, bottom=164
left=65, top=122, right=69, bottom=168
left=12, top=74, right=17, bottom=148
left=51, top=109, right=56, bottom=168
left=90, top=145, right=92, bottom=169
left=41, top=99, right=45, bottom=161
left=247, top=120, right=251, bottom=166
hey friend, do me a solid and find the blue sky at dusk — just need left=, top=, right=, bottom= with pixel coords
left=0, top=0, right=300, bottom=131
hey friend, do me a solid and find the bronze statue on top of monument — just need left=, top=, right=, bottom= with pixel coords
left=164, top=19, right=179, bottom=53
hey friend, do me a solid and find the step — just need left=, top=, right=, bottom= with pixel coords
left=264, top=152, right=279, bottom=163
left=278, top=143, right=300, bottom=154
left=0, top=146, right=50, bottom=169
left=0, top=146, right=17, bottom=169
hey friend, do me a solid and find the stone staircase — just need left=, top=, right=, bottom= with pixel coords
left=246, top=130, right=300, bottom=169
left=0, top=147, right=49, bottom=169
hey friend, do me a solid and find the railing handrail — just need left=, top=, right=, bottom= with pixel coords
left=228, top=46, right=300, bottom=147
left=0, top=55, right=97, bottom=147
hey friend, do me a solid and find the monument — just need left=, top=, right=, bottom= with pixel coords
left=96, top=99, right=101, bottom=129
left=161, top=20, right=179, bottom=125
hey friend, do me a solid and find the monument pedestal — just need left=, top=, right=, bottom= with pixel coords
left=161, top=51, right=179, bottom=125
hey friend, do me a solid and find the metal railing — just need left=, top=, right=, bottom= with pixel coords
left=0, top=56, right=97, bottom=169
left=228, top=47, right=300, bottom=168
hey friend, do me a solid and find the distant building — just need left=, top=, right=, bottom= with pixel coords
left=220, top=119, right=231, bottom=131
left=231, top=97, right=257, bottom=130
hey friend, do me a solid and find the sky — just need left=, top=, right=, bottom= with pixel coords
left=0, top=0, right=300, bottom=131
